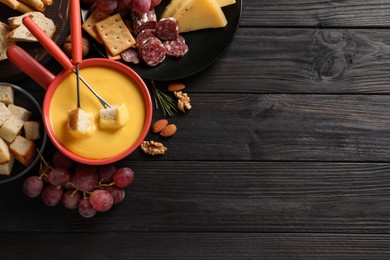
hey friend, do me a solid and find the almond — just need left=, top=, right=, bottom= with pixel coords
left=152, top=119, right=168, bottom=133
left=160, top=124, right=177, bottom=137
left=167, top=83, right=186, bottom=92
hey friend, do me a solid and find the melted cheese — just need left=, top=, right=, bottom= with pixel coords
left=175, top=0, right=228, bottom=33
left=49, top=67, right=146, bottom=160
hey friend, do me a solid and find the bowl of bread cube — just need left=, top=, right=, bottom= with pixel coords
left=0, top=83, right=47, bottom=184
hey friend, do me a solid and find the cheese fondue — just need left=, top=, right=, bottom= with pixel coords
left=49, top=66, right=146, bottom=160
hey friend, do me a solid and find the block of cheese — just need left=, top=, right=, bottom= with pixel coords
left=162, top=0, right=235, bottom=19
left=175, top=0, right=228, bottom=33
left=215, top=0, right=236, bottom=7
left=161, top=0, right=192, bottom=19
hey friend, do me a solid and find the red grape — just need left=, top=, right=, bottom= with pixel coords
left=117, top=0, right=132, bottom=9
left=72, top=164, right=99, bottom=192
left=41, top=184, right=63, bottom=206
left=106, top=186, right=125, bottom=204
left=89, top=189, right=113, bottom=212
left=48, top=168, right=70, bottom=187
left=78, top=198, right=97, bottom=218
left=98, top=164, right=117, bottom=183
left=132, top=0, right=151, bottom=14
left=62, top=189, right=81, bottom=209
left=96, top=0, right=118, bottom=14
left=113, top=167, right=134, bottom=188
left=150, top=0, right=161, bottom=7
left=52, top=151, right=74, bottom=170
left=23, top=175, right=44, bottom=198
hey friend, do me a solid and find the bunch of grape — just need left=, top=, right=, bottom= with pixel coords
left=82, top=0, right=162, bottom=15
left=23, top=151, right=135, bottom=218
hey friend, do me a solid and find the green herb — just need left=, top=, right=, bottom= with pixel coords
left=151, top=81, right=177, bottom=117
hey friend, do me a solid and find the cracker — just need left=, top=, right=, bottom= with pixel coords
left=106, top=49, right=122, bottom=60
left=81, top=9, right=109, bottom=44
left=95, top=13, right=135, bottom=56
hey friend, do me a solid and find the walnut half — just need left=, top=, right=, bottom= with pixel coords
left=174, top=91, right=192, bottom=113
left=140, top=140, right=167, bottom=155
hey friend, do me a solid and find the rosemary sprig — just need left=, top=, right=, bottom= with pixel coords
left=151, top=80, right=177, bottom=116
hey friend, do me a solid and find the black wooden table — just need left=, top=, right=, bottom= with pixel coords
left=3, top=1, right=390, bottom=259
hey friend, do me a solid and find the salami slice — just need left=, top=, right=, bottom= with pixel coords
left=136, top=29, right=156, bottom=48
left=132, top=8, right=157, bottom=35
left=140, top=37, right=166, bottom=66
left=121, top=48, right=140, bottom=64
left=163, top=35, right=189, bottom=57
left=155, top=17, right=179, bottom=41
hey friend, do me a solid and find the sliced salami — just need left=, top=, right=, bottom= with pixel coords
left=136, top=28, right=156, bottom=48
left=121, top=48, right=140, bottom=64
left=132, top=8, right=157, bottom=35
left=155, top=17, right=179, bottom=41
left=140, top=37, right=166, bottom=66
left=163, top=35, right=189, bottom=58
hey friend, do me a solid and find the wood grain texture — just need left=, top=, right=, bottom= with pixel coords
left=185, top=27, right=390, bottom=94
left=119, top=93, right=390, bottom=162
left=1, top=232, right=390, bottom=259
left=2, top=161, right=390, bottom=233
left=241, top=0, right=390, bottom=27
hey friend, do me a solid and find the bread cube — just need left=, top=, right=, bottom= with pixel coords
left=23, top=121, right=40, bottom=140
left=8, top=104, right=32, bottom=121
left=99, top=104, right=129, bottom=129
left=10, top=136, right=36, bottom=166
left=0, top=85, right=14, bottom=105
left=0, top=155, right=14, bottom=176
left=0, top=116, right=24, bottom=143
left=67, top=107, right=95, bottom=138
left=0, top=102, right=11, bottom=126
left=0, top=137, right=10, bottom=164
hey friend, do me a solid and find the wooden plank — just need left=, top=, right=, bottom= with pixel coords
left=242, top=0, right=390, bottom=27
left=185, top=28, right=390, bottom=94
left=1, top=232, right=390, bottom=259
left=3, top=162, right=390, bottom=233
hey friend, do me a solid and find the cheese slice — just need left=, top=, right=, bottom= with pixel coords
left=175, top=0, right=228, bottom=33
left=215, top=0, right=236, bottom=7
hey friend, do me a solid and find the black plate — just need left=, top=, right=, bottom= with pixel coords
left=85, top=0, right=242, bottom=81
left=0, top=83, right=47, bottom=184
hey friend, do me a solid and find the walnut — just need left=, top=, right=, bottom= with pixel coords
left=140, top=140, right=167, bottom=155
left=62, top=35, right=90, bottom=58
left=174, top=91, right=191, bottom=113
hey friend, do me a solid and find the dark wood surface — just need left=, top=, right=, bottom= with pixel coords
left=3, top=0, right=390, bottom=259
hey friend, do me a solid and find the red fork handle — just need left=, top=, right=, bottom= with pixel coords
left=70, top=0, right=82, bottom=64
left=7, top=45, right=56, bottom=90
left=23, top=16, right=73, bottom=71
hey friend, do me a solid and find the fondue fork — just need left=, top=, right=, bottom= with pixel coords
left=21, top=16, right=112, bottom=109
left=70, top=0, right=82, bottom=108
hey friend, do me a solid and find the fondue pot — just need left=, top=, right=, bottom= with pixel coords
left=7, top=1, right=152, bottom=165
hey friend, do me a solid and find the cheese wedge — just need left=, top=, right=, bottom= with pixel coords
left=162, top=0, right=235, bottom=18
left=175, top=0, right=228, bottom=33
left=161, top=0, right=192, bottom=18
left=99, top=103, right=129, bottom=129
left=215, top=0, right=236, bottom=7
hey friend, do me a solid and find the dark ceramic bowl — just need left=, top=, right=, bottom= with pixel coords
left=0, top=82, right=47, bottom=184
